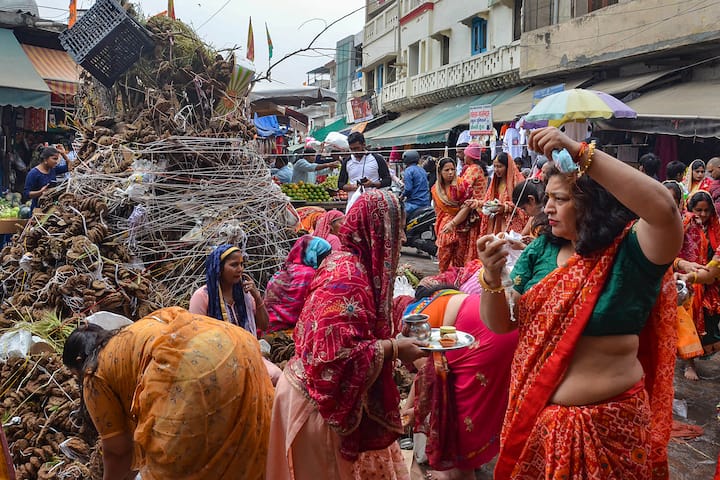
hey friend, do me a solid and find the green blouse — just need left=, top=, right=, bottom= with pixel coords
left=510, top=229, right=669, bottom=336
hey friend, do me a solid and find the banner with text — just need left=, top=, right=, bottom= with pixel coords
left=469, top=105, right=493, bottom=136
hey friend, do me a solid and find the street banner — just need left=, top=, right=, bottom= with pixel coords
left=532, top=83, right=565, bottom=107
left=469, top=105, right=493, bottom=136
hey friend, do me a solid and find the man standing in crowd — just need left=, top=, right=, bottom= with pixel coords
left=291, top=147, right=339, bottom=184
left=400, top=149, right=430, bottom=215
left=337, top=132, right=392, bottom=191
left=272, top=156, right=293, bottom=184
left=638, top=152, right=661, bottom=180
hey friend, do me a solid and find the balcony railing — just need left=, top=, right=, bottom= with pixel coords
left=382, top=43, right=520, bottom=106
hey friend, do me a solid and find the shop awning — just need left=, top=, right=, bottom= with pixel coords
left=309, top=117, right=348, bottom=141
left=597, top=79, right=720, bottom=138
left=492, top=77, right=591, bottom=123
left=0, top=29, right=51, bottom=109
left=586, top=70, right=672, bottom=95
left=21, top=44, right=81, bottom=104
left=366, top=86, right=526, bottom=147
left=364, top=109, right=426, bottom=141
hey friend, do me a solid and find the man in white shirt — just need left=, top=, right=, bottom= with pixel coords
left=291, top=147, right=339, bottom=184
left=338, top=132, right=392, bottom=192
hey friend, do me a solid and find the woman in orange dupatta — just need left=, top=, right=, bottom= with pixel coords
left=478, top=128, right=682, bottom=480
left=62, top=307, right=274, bottom=480
left=477, top=152, right=528, bottom=236
left=432, top=158, right=472, bottom=272
left=674, top=191, right=720, bottom=379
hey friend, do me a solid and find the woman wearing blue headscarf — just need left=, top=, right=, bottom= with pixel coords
left=190, top=244, right=282, bottom=384
left=190, top=244, right=268, bottom=336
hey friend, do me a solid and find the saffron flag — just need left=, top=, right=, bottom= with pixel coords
left=265, top=22, right=273, bottom=62
left=168, top=0, right=175, bottom=19
left=68, top=0, right=77, bottom=27
left=246, top=18, right=255, bottom=62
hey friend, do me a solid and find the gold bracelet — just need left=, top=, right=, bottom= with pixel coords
left=690, top=272, right=698, bottom=284
left=708, top=259, right=720, bottom=269
left=391, top=339, right=399, bottom=362
left=478, top=268, right=504, bottom=294
left=578, top=141, right=596, bottom=177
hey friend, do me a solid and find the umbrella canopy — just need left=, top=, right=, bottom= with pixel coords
left=525, top=88, right=636, bottom=124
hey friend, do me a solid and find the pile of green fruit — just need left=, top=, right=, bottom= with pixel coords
left=0, top=192, right=30, bottom=219
left=281, top=182, right=332, bottom=202
left=320, top=175, right=339, bottom=190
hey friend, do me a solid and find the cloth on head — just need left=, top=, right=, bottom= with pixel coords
left=295, top=206, right=327, bottom=234
left=313, top=210, right=344, bottom=250
left=83, top=307, right=273, bottom=480
left=464, top=144, right=482, bottom=160
left=287, top=189, right=405, bottom=461
left=264, top=235, right=330, bottom=334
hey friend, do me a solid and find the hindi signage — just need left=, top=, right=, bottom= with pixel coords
left=469, top=105, right=493, bottom=136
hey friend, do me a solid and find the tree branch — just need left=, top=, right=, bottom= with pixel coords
left=251, top=5, right=364, bottom=84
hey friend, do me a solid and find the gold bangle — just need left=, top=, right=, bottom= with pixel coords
left=708, top=259, right=720, bottom=269
left=478, top=268, right=504, bottom=294
left=691, top=272, right=698, bottom=284
left=390, top=339, right=399, bottom=362
left=578, top=141, right=596, bottom=177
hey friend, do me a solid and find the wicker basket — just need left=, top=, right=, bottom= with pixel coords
left=59, top=0, right=154, bottom=88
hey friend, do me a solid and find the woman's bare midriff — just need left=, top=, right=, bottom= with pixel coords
left=550, top=334, right=643, bottom=406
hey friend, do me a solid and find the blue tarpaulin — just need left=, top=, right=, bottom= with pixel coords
left=254, top=114, right=284, bottom=137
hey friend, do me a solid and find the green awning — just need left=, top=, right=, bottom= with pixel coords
left=366, top=86, right=526, bottom=147
left=309, top=117, right=349, bottom=141
left=0, top=29, right=51, bottom=109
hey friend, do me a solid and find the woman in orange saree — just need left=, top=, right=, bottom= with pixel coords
left=478, top=152, right=528, bottom=236
left=62, top=307, right=274, bottom=480
left=432, top=158, right=472, bottom=272
left=478, top=128, right=682, bottom=480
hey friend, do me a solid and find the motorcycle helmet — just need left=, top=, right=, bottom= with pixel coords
left=402, top=149, right=420, bottom=165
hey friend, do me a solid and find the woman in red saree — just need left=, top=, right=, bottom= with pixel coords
left=674, top=191, right=720, bottom=379
left=267, top=190, right=428, bottom=479
left=459, top=144, right=489, bottom=264
left=405, top=288, right=518, bottom=479
left=313, top=209, right=345, bottom=250
left=477, top=152, right=528, bottom=236
left=478, top=128, right=682, bottom=480
left=432, top=158, right=472, bottom=272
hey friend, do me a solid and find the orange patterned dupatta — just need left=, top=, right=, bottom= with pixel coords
left=495, top=225, right=676, bottom=479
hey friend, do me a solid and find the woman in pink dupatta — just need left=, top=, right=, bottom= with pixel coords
left=267, top=190, right=428, bottom=479
left=313, top=210, right=345, bottom=250
left=263, top=235, right=332, bottom=335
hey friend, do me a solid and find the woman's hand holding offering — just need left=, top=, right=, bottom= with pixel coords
left=529, top=127, right=582, bottom=161
left=476, top=235, right=508, bottom=288
left=396, top=338, right=429, bottom=363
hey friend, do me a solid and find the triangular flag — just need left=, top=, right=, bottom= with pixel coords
left=168, top=0, right=175, bottom=19
left=246, top=18, right=255, bottom=62
left=265, top=22, right=273, bottom=62
left=68, top=0, right=77, bottom=27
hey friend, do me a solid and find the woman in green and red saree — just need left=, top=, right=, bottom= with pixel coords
left=477, top=127, right=683, bottom=480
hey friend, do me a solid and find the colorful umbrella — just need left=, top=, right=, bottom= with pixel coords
left=524, top=88, right=636, bottom=125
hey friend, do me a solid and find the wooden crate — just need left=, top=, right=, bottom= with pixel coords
left=0, top=218, right=28, bottom=235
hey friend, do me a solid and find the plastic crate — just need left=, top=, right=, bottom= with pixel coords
left=59, top=0, right=154, bottom=88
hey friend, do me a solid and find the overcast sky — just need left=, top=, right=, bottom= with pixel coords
left=36, top=0, right=366, bottom=87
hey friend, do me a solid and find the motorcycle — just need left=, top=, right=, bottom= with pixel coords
left=389, top=179, right=437, bottom=258
left=404, top=206, right=437, bottom=258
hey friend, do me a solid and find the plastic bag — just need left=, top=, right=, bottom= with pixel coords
left=345, top=185, right=364, bottom=214
left=394, top=276, right=415, bottom=298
